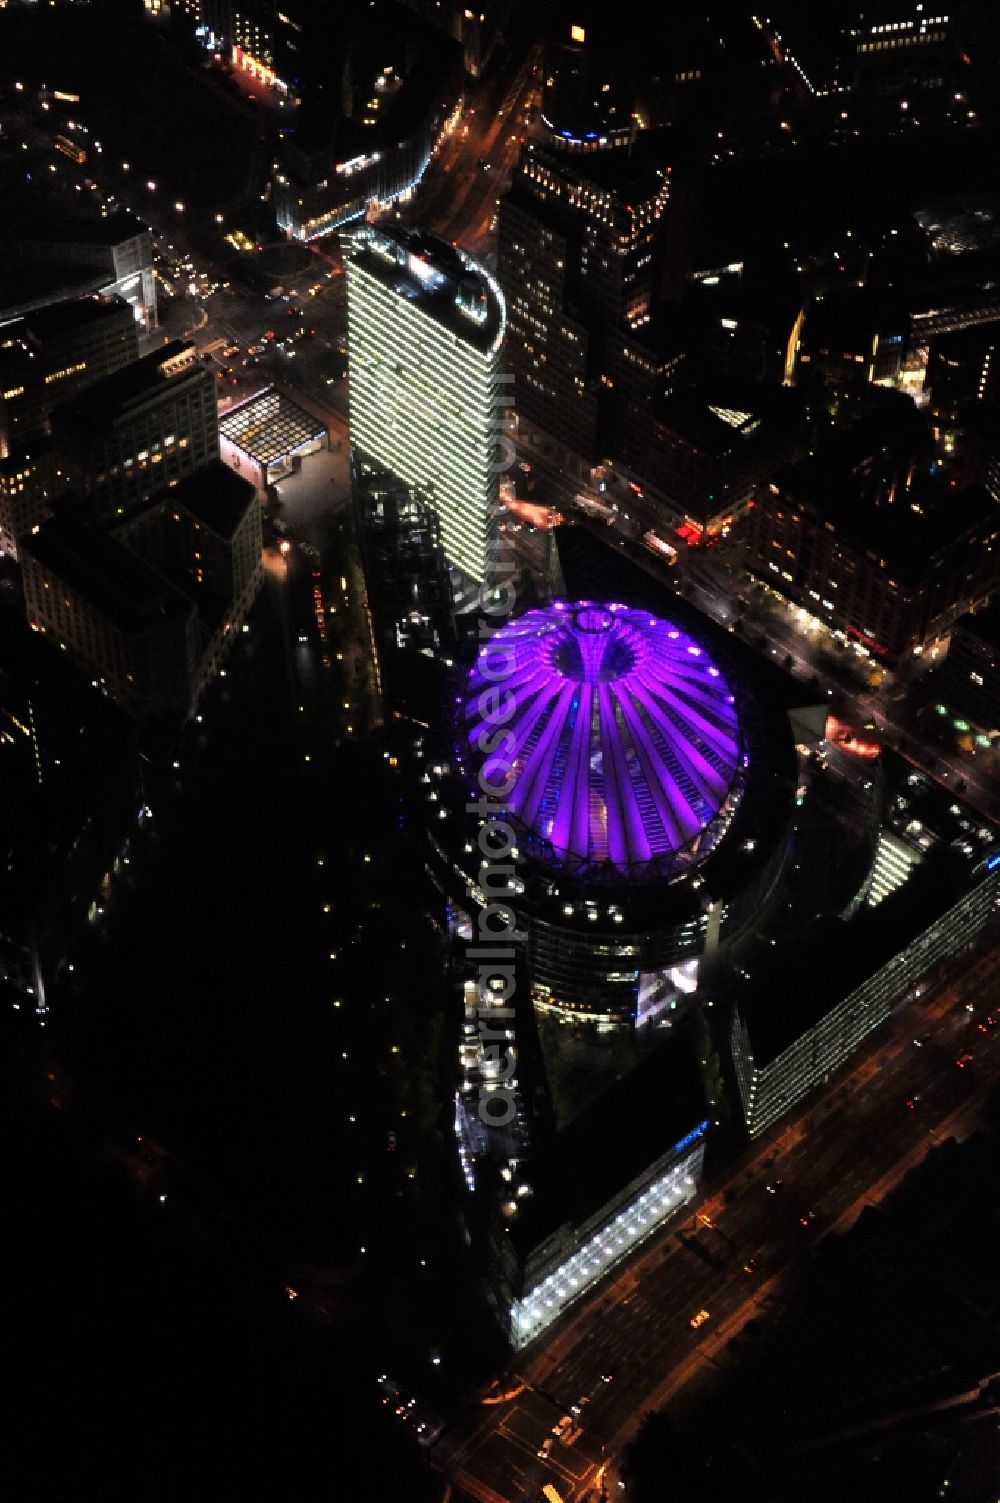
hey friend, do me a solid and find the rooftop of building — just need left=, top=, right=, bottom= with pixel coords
left=774, top=468, right=996, bottom=580
left=435, top=526, right=801, bottom=931
left=654, top=387, right=773, bottom=455
left=736, top=752, right=999, bottom=1065
left=953, top=597, right=1000, bottom=651
left=51, top=341, right=206, bottom=442
left=0, top=201, right=148, bottom=252
left=21, top=511, right=195, bottom=636
left=802, top=287, right=909, bottom=348
left=347, top=224, right=505, bottom=356
left=218, top=386, right=326, bottom=468
left=0, top=294, right=134, bottom=386
left=501, top=1027, right=707, bottom=1262
left=515, top=136, right=669, bottom=211
left=170, top=461, right=258, bottom=540
left=14, top=292, right=133, bottom=344
left=0, top=264, right=111, bottom=328
left=458, top=599, right=744, bottom=883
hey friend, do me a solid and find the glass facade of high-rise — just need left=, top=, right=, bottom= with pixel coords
left=346, top=224, right=506, bottom=586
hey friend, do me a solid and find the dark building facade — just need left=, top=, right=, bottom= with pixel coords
left=0, top=612, right=142, bottom=1011
left=0, top=296, right=139, bottom=557
left=0, top=295, right=138, bottom=456
left=21, top=514, right=200, bottom=720
left=935, top=602, right=1000, bottom=735
left=614, top=364, right=796, bottom=535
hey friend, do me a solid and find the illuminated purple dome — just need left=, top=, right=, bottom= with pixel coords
left=460, top=601, right=744, bottom=882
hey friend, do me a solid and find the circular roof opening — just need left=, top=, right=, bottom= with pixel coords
left=460, top=600, right=745, bottom=882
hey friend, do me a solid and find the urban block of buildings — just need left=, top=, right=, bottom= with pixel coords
left=21, top=460, right=261, bottom=721
left=739, top=396, right=1000, bottom=661
left=51, top=340, right=219, bottom=525
left=0, top=294, right=139, bottom=558
left=0, top=609, right=143, bottom=1011
left=0, top=199, right=157, bottom=332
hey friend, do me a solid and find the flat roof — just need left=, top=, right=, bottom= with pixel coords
left=17, top=292, right=133, bottom=344
left=0, top=264, right=110, bottom=326
left=52, top=341, right=204, bottom=440
left=519, top=138, right=668, bottom=205
left=347, top=224, right=505, bottom=356
left=955, top=599, right=1000, bottom=651
left=171, top=460, right=257, bottom=540
left=737, top=754, right=999, bottom=1064
left=0, top=294, right=133, bottom=382
left=776, top=468, right=996, bottom=580
left=218, top=387, right=326, bottom=468
left=503, top=1029, right=706, bottom=1259
left=290, top=0, right=462, bottom=153
left=22, top=512, right=194, bottom=635
left=0, top=204, right=148, bottom=251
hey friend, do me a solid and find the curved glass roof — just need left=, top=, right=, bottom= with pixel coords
left=460, top=601, right=744, bottom=882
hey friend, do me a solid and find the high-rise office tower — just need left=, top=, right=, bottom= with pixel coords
left=346, top=224, right=506, bottom=586
left=497, top=142, right=669, bottom=460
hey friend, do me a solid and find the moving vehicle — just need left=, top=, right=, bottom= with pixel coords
left=53, top=134, right=86, bottom=164
left=542, top=1486, right=565, bottom=1503
left=689, top=1308, right=711, bottom=1329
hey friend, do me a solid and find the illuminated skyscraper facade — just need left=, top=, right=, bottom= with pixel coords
left=498, top=142, right=669, bottom=459
left=346, top=224, right=506, bottom=585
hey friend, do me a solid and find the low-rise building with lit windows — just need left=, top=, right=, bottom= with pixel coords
left=0, top=441, right=68, bottom=561
left=271, top=2, right=463, bottom=240
left=933, top=602, right=1000, bottom=737
left=21, top=513, right=201, bottom=720
left=0, top=297, right=140, bottom=557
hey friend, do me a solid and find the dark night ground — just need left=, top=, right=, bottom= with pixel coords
left=0, top=584, right=449, bottom=1499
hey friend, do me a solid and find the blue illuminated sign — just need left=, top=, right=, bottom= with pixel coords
left=673, top=1118, right=710, bottom=1154
left=986, top=852, right=1000, bottom=871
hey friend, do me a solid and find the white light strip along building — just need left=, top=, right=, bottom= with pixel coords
left=346, top=224, right=506, bottom=585
left=508, top=1135, right=706, bottom=1349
